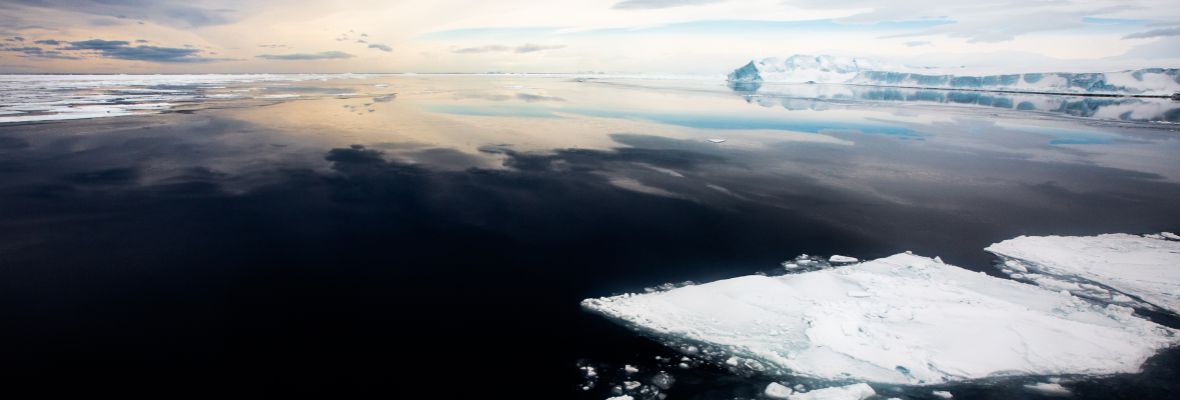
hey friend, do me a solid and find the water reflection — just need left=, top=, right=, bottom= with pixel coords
left=732, top=82, right=1180, bottom=122
left=1, top=75, right=1180, bottom=398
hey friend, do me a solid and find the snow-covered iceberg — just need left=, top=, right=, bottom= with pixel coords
left=582, top=253, right=1178, bottom=385
left=728, top=55, right=1180, bottom=96
left=728, top=55, right=889, bottom=84
left=987, top=233, right=1180, bottom=315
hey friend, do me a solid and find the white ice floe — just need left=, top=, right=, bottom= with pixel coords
left=986, top=233, right=1180, bottom=314
left=788, top=383, right=875, bottom=400
left=582, top=253, right=1178, bottom=385
left=829, top=255, right=858, bottom=263
left=931, top=390, right=953, bottom=399
left=1024, top=382, right=1072, bottom=397
left=765, top=382, right=795, bottom=399
left=706, top=138, right=726, bottom=143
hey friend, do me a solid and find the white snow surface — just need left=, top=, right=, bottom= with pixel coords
left=986, top=233, right=1180, bottom=315
left=582, top=253, right=1178, bottom=385
left=788, top=383, right=876, bottom=400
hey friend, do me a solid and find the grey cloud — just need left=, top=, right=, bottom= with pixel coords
left=904, top=41, right=931, bottom=47
left=368, top=43, right=392, bottom=52
left=514, top=43, right=565, bottom=53
left=256, top=51, right=354, bottom=60
left=89, top=18, right=124, bottom=26
left=612, top=0, right=724, bottom=9
left=34, top=39, right=61, bottom=45
left=1, top=45, right=82, bottom=59
left=453, top=45, right=510, bottom=54
left=1123, top=27, right=1180, bottom=39
left=452, top=44, right=565, bottom=54
left=2, top=0, right=240, bottom=28
left=62, top=39, right=228, bottom=62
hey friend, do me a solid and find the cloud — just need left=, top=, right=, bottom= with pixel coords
left=7, top=36, right=24, bottom=42
left=514, top=43, right=565, bottom=53
left=452, top=44, right=564, bottom=54
left=0, top=45, right=82, bottom=59
left=256, top=51, right=354, bottom=60
left=62, top=39, right=228, bottom=62
left=368, top=43, right=392, bottom=52
left=453, top=45, right=510, bottom=54
left=904, top=40, right=931, bottom=47
left=33, top=39, right=61, bottom=45
left=1, top=0, right=241, bottom=28
left=612, top=0, right=725, bottom=10
left=781, top=0, right=1159, bottom=43
left=1123, top=27, right=1180, bottom=39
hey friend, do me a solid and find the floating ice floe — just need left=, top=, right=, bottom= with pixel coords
left=582, top=252, right=1179, bottom=385
left=829, top=255, right=858, bottom=263
left=764, top=382, right=875, bottom=400
left=706, top=138, right=726, bottom=143
left=987, top=233, right=1180, bottom=314
left=1024, top=382, right=1071, bottom=397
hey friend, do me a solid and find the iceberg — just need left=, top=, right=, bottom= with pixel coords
left=582, top=253, right=1178, bottom=385
left=986, top=233, right=1180, bottom=315
left=728, top=55, right=1180, bottom=96
left=728, top=55, right=889, bottom=85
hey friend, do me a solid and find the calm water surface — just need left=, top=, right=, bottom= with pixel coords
left=1, top=75, right=1179, bottom=398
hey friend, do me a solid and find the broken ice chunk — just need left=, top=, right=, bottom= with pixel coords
left=790, top=383, right=876, bottom=400
left=706, top=138, right=726, bottom=143
left=1023, top=382, right=1071, bottom=397
left=986, top=233, right=1180, bottom=314
left=932, top=390, right=953, bottom=399
left=764, top=382, right=794, bottom=399
left=582, top=253, right=1178, bottom=385
left=829, top=255, right=859, bottom=263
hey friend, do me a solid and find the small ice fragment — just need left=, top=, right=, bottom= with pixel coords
left=789, top=383, right=876, bottom=400
left=606, top=396, right=633, bottom=400
left=830, top=255, right=859, bottom=263
left=623, top=365, right=639, bottom=374
left=933, top=256, right=944, bottom=264
left=783, top=262, right=800, bottom=270
left=623, top=381, right=641, bottom=390
left=581, top=366, right=597, bottom=378
left=1162, top=232, right=1180, bottom=240
left=651, top=372, right=675, bottom=390
left=725, top=357, right=739, bottom=366
left=932, top=390, right=953, bottom=399
left=706, top=138, right=726, bottom=143
left=1023, top=382, right=1071, bottom=397
left=764, top=382, right=794, bottom=399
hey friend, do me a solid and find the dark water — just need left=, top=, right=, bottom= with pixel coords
left=1, top=76, right=1179, bottom=398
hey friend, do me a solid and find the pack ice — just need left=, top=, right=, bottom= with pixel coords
left=582, top=253, right=1178, bottom=385
left=987, top=233, right=1180, bottom=315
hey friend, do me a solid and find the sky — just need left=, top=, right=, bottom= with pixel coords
left=1, top=0, right=1179, bottom=74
